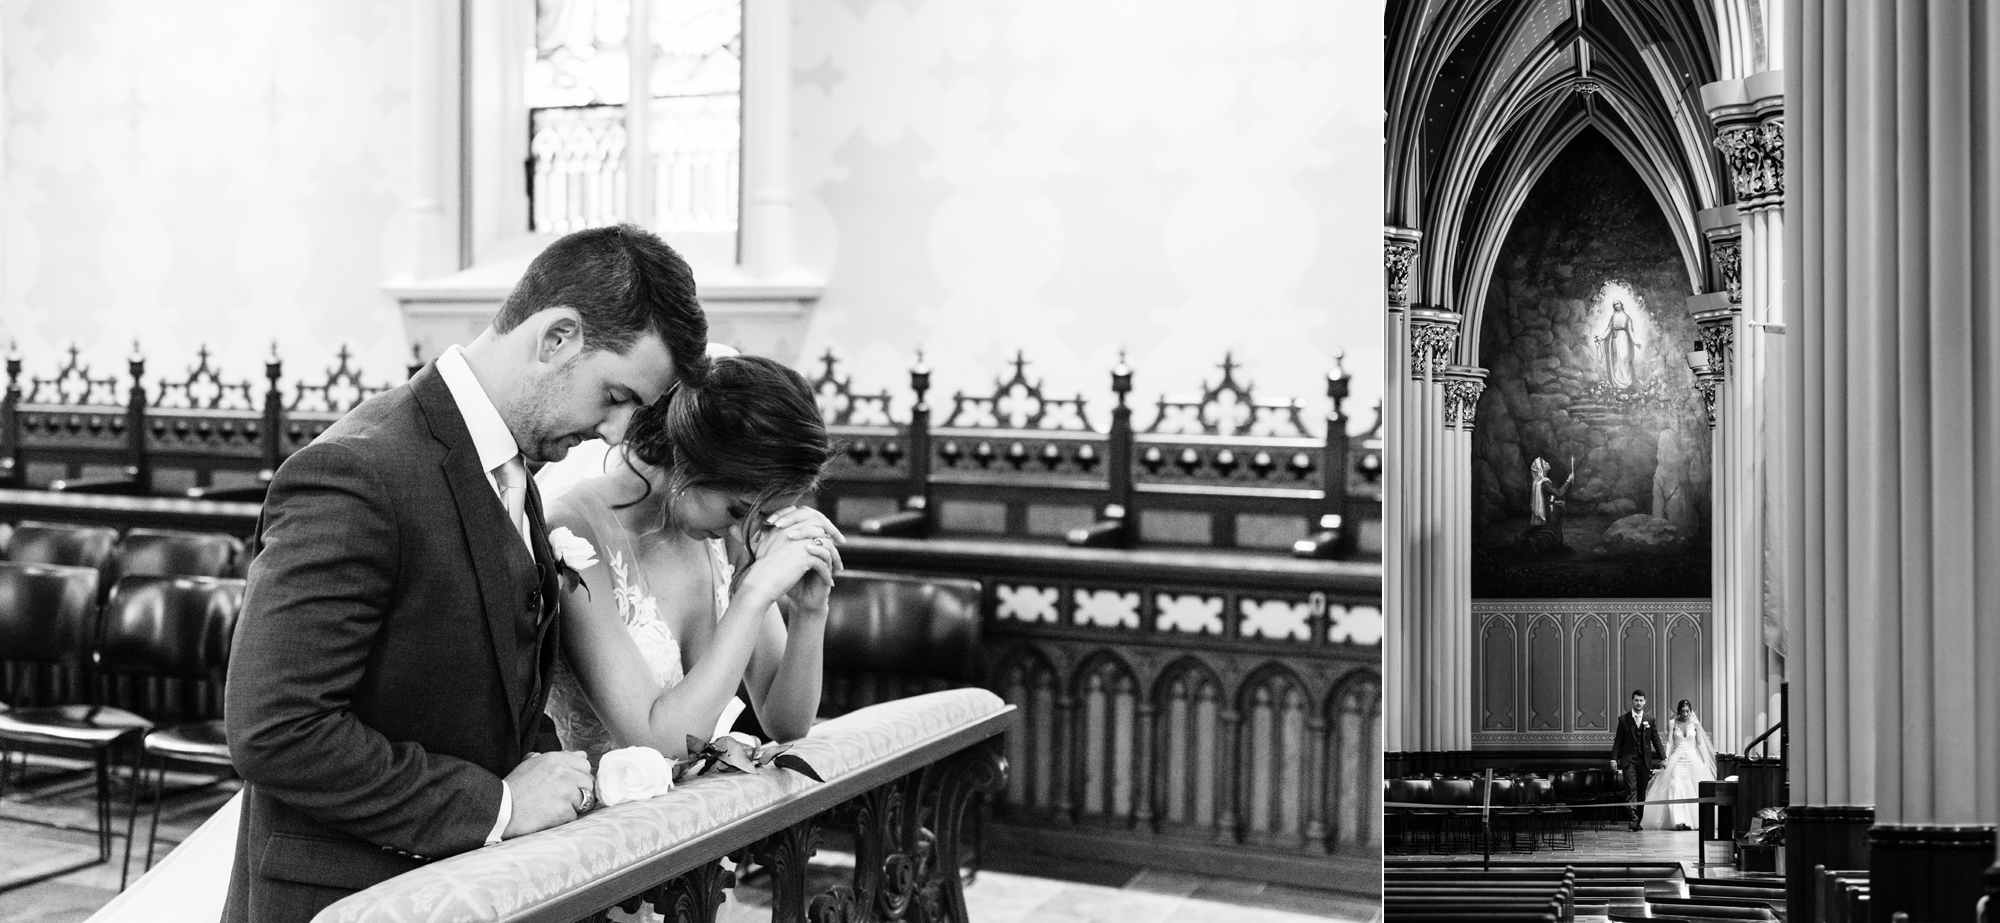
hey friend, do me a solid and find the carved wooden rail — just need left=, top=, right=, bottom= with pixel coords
left=312, top=689, right=1015, bottom=923
left=809, top=349, right=1381, bottom=560
left=1, top=342, right=411, bottom=499
left=837, top=537, right=1381, bottom=894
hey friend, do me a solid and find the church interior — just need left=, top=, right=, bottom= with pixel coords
left=1384, top=0, right=2000, bottom=919
left=0, top=1, right=1382, bottom=922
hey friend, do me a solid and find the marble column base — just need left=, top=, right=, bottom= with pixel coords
left=1785, top=805, right=1873, bottom=923
left=1867, top=823, right=1995, bottom=923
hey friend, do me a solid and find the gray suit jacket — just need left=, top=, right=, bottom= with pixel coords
left=223, top=365, right=562, bottom=923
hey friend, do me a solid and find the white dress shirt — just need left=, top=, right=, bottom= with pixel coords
left=433, top=345, right=525, bottom=846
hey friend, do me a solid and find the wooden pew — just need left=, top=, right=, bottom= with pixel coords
left=1817, top=865, right=1870, bottom=923
left=313, top=688, right=1015, bottom=923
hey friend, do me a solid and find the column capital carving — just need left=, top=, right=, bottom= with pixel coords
left=1407, top=307, right=1461, bottom=381
left=1692, top=368, right=1721, bottom=428
left=1685, top=293, right=1737, bottom=383
left=1384, top=227, right=1422, bottom=309
left=1702, top=223, right=1744, bottom=305
left=1440, top=366, right=1488, bottom=430
left=1706, top=75, right=1785, bottom=212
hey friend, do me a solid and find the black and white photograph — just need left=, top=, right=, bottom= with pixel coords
left=0, top=2, right=1384, bottom=922
left=1383, top=0, right=2000, bottom=920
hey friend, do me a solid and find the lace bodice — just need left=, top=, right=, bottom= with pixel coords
left=543, top=480, right=733, bottom=760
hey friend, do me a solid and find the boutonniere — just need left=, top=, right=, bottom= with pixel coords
left=677, top=733, right=822, bottom=783
left=546, top=527, right=597, bottom=598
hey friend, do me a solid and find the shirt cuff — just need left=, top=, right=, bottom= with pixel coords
left=486, top=781, right=513, bottom=846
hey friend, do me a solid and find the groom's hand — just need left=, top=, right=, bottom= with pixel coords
left=503, top=750, right=594, bottom=838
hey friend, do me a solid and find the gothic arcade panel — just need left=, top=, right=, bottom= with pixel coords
left=1470, top=130, right=1712, bottom=598
left=1472, top=600, right=1710, bottom=750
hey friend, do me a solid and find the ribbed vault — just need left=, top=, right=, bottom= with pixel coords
left=1386, top=0, right=1728, bottom=364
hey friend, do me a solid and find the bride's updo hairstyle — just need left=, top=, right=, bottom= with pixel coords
left=1676, top=699, right=1693, bottom=717
left=618, top=355, right=832, bottom=530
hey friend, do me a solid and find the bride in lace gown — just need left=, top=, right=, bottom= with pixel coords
left=542, top=353, right=840, bottom=763
left=1641, top=699, right=1717, bottom=831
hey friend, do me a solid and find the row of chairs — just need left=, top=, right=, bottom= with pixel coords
left=0, top=522, right=247, bottom=889
left=1385, top=776, right=1579, bottom=854
left=1, top=521, right=245, bottom=592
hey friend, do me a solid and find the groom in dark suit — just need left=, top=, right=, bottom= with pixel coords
left=1612, top=689, right=1666, bottom=831
left=223, top=225, right=707, bottom=923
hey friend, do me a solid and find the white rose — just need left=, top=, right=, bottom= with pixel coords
left=547, top=527, right=599, bottom=571
left=596, top=746, right=675, bottom=806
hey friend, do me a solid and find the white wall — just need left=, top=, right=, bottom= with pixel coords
left=0, top=0, right=413, bottom=393
left=0, top=0, right=1384, bottom=430
left=791, top=0, right=1384, bottom=431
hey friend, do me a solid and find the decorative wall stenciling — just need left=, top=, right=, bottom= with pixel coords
left=1471, top=599, right=1712, bottom=751
left=1471, top=131, right=1712, bottom=598
left=791, top=0, right=1383, bottom=423
left=0, top=0, right=415, bottom=390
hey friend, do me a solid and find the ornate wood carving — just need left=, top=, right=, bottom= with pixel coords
left=1146, top=353, right=1309, bottom=438
left=650, top=859, right=735, bottom=923
left=943, top=352, right=1092, bottom=432
left=1471, top=601, right=1712, bottom=750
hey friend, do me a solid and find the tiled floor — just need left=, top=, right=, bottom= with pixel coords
left=1, top=759, right=1379, bottom=923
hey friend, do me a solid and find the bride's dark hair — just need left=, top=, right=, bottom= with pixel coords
left=615, top=355, right=832, bottom=530
left=1676, top=699, right=1693, bottom=717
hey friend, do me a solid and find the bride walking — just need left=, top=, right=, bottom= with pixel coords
left=1641, top=699, right=1717, bottom=831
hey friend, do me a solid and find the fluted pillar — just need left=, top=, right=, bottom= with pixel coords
left=1387, top=298, right=1464, bottom=753
left=1382, top=228, right=1418, bottom=752
left=1701, top=70, right=1789, bottom=760
left=1786, top=2, right=2000, bottom=919
left=1439, top=365, right=1485, bottom=756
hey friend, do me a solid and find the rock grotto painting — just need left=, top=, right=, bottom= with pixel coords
left=1471, top=130, right=1712, bottom=598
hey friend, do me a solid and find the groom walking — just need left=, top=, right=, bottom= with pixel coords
left=223, top=225, right=707, bottom=923
left=1612, top=689, right=1666, bottom=832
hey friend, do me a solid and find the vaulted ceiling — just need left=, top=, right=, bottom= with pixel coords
left=1386, top=0, right=1729, bottom=356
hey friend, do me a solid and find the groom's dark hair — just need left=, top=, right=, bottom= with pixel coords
left=492, top=223, right=709, bottom=386
left=1631, top=689, right=1647, bottom=699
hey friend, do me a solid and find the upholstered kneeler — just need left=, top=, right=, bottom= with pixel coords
left=316, top=688, right=1014, bottom=923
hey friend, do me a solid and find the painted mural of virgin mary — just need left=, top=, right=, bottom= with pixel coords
left=1596, top=300, right=1641, bottom=388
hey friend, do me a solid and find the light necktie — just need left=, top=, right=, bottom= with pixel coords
left=494, top=456, right=532, bottom=551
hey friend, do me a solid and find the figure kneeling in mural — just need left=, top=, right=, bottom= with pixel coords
left=1515, top=455, right=1575, bottom=556
left=1640, top=699, right=1717, bottom=831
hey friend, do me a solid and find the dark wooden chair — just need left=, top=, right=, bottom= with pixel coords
left=113, top=576, right=245, bottom=885
left=106, top=528, right=242, bottom=585
left=0, top=561, right=133, bottom=888
left=4, top=521, right=120, bottom=572
left=818, top=570, right=982, bottom=716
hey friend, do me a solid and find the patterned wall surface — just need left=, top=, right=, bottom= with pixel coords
left=791, top=0, right=1385, bottom=430
left=1, top=1, right=1383, bottom=430
left=1471, top=599, right=1711, bottom=751
left=0, top=0, right=415, bottom=388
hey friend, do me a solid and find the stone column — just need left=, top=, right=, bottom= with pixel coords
left=1785, top=2, right=2000, bottom=919
left=1440, top=365, right=1486, bottom=756
left=1382, top=227, right=1419, bottom=752
left=1701, top=69, right=1788, bottom=760
left=1391, top=306, right=1462, bottom=752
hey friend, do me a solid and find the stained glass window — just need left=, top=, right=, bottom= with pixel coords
left=527, top=0, right=741, bottom=241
